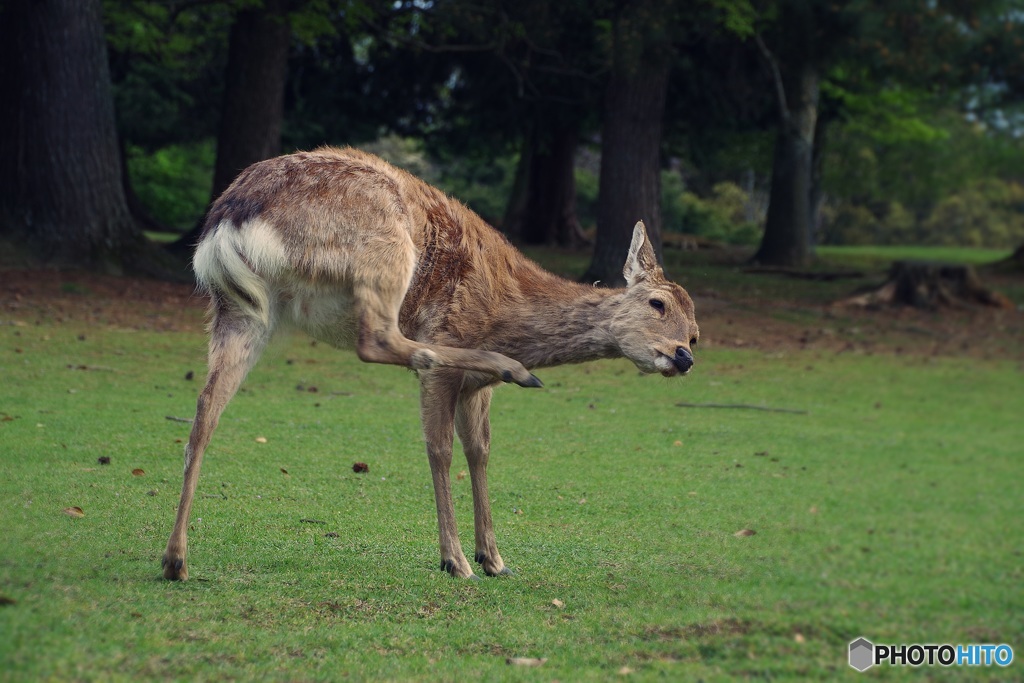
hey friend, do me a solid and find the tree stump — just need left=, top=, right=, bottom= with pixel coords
left=839, top=260, right=1013, bottom=310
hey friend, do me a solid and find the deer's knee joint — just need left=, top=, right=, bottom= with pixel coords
left=355, top=329, right=393, bottom=363
left=410, top=348, right=437, bottom=370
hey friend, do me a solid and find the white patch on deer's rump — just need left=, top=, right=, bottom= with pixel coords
left=193, top=219, right=289, bottom=325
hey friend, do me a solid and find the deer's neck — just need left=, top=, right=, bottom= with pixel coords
left=490, top=275, right=624, bottom=370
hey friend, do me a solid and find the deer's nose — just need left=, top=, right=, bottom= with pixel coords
left=673, top=346, right=694, bottom=373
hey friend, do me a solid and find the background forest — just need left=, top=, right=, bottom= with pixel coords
left=1, top=0, right=1023, bottom=282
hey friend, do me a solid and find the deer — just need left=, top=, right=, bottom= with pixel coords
left=162, top=147, right=699, bottom=581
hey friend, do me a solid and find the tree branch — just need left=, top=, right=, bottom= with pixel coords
left=754, top=33, right=790, bottom=124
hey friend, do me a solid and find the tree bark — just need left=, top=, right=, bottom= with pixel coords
left=211, top=0, right=292, bottom=199
left=582, top=3, right=670, bottom=286
left=753, top=62, right=819, bottom=267
left=0, top=0, right=145, bottom=271
left=502, top=132, right=533, bottom=242
left=169, top=0, right=291, bottom=256
left=809, top=111, right=829, bottom=248
left=520, top=124, right=581, bottom=247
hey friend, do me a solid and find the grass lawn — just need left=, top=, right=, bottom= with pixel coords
left=2, top=279, right=1022, bottom=681
left=815, top=245, right=1013, bottom=267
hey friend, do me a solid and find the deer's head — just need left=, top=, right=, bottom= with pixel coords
left=610, top=222, right=699, bottom=377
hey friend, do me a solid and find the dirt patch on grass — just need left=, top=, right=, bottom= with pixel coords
left=1, top=268, right=208, bottom=333
left=643, top=618, right=752, bottom=642
left=2, top=267, right=1021, bottom=361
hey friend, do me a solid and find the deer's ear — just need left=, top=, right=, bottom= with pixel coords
left=623, top=221, right=659, bottom=286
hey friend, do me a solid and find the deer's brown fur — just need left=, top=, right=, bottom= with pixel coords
left=163, top=147, right=699, bottom=580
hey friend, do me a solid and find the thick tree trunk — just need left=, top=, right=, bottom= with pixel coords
left=0, top=0, right=145, bottom=271
left=809, top=112, right=829, bottom=248
left=753, top=64, right=819, bottom=267
left=502, top=133, right=533, bottom=242
left=582, top=5, right=669, bottom=286
left=211, top=0, right=292, bottom=198
left=169, top=0, right=291, bottom=256
left=520, top=124, right=581, bottom=247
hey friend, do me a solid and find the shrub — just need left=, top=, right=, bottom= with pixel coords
left=920, top=179, right=1024, bottom=247
left=663, top=174, right=761, bottom=245
left=126, top=141, right=215, bottom=230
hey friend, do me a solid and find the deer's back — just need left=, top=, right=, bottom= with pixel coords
left=197, top=147, right=550, bottom=347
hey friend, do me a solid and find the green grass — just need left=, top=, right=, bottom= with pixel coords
left=144, top=231, right=185, bottom=245
left=2, top=312, right=1022, bottom=681
left=815, top=245, right=1013, bottom=267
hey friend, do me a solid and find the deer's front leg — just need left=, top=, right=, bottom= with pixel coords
left=456, top=387, right=511, bottom=577
left=420, top=372, right=476, bottom=579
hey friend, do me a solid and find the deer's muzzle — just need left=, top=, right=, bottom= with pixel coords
left=672, top=346, right=694, bottom=374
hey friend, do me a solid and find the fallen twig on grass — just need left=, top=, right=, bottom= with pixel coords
left=675, top=402, right=807, bottom=415
left=165, top=415, right=194, bottom=423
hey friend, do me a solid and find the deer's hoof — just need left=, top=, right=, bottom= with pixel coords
left=487, top=566, right=514, bottom=577
left=500, top=370, right=543, bottom=388
left=475, top=552, right=513, bottom=577
left=162, top=554, right=188, bottom=581
left=521, top=373, right=543, bottom=388
left=440, top=558, right=476, bottom=580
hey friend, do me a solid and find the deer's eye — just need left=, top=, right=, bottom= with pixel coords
left=649, top=299, right=665, bottom=313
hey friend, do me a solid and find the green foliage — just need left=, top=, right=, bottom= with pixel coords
left=663, top=173, right=762, bottom=245
left=434, top=154, right=519, bottom=227
left=822, top=81, right=949, bottom=146
left=104, top=0, right=231, bottom=146
left=574, top=166, right=600, bottom=229
left=126, top=141, right=215, bottom=230
left=2, top=300, right=1021, bottom=679
left=921, top=179, right=1024, bottom=247
left=822, top=178, right=1024, bottom=248
left=361, top=135, right=517, bottom=226
left=708, top=0, right=757, bottom=38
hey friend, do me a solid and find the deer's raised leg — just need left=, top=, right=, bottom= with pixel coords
left=350, top=246, right=541, bottom=387
left=162, top=308, right=268, bottom=580
left=456, top=386, right=511, bottom=577
left=420, top=371, right=477, bottom=578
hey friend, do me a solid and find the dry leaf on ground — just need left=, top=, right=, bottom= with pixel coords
left=506, top=657, right=546, bottom=667
left=63, top=506, right=84, bottom=518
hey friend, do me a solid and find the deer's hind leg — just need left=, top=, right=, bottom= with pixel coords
left=350, top=234, right=542, bottom=387
left=162, top=302, right=270, bottom=580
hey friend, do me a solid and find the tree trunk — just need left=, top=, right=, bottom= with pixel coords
left=582, top=3, right=670, bottom=286
left=752, top=63, right=819, bottom=267
left=211, top=0, right=292, bottom=199
left=0, top=0, right=145, bottom=271
left=520, top=124, right=581, bottom=247
left=502, top=132, right=533, bottom=243
left=169, top=0, right=291, bottom=256
left=809, top=111, right=829, bottom=248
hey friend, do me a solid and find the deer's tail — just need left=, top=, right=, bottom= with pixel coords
left=192, top=220, right=285, bottom=327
